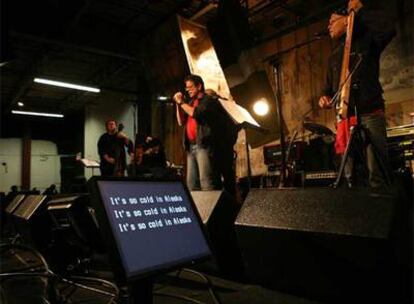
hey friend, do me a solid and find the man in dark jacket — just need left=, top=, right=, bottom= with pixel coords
left=97, top=119, right=132, bottom=176
left=174, top=75, right=238, bottom=193
left=319, top=0, right=396, bottom=187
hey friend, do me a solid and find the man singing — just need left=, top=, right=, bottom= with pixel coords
left=174, top=75, right=215, bottom=190
left=319, top=0, right=395, bottom=188
left=174, top=75, right=238, bottom=194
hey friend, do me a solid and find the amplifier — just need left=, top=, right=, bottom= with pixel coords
left=263, top=141, right=306, bottom=165
left=304, top=170, right=337, bottom=187
left=387, top=124, right=414, bottom=172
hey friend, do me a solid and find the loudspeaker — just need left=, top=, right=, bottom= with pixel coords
left=191, top=191, right=243, bottom=277
left=235, top=188, right=399, bottom=302
left=208, top=0, right=252, bottom=67
left=46, top=194, right=104, bottom=270
left=47, top=194, right=101, bottom=249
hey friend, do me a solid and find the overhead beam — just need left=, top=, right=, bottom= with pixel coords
left=5, top=48, right=51, bottom=113
left=257, top=0, right=343, bottom=44
left=190, top=3, right=218, bottom=21
left=10, top=31, right=141, bottom=62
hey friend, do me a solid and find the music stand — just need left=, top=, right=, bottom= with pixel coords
left=218, top=99, right=265, bottom=189
left=80, top=158, right=100, bottom=176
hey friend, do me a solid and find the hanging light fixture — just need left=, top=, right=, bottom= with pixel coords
left=34, top=78, right=100, bottom=93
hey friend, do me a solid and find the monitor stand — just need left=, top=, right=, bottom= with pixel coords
left=128, top=279, right=153, bottom=304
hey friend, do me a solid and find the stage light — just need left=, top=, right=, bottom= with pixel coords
left=12, top=110, right=64, bottom=118
left=157, top=96, right=168, bottom=101
left=17, top=102, right=24, bottom=107
left=253, top=99, right=269, bottom=116
left=34, top=78, right=100, bottom=93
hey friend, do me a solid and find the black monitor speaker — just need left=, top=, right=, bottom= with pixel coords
left=235, top=188, right=401, bottom=302
left=191, top=191, right=243, bottom=277
left=88, top=177, right=211, bottom=287
left=46, top=194, right=103, bottom=271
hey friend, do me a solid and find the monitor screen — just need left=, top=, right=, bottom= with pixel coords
left=93, top=179, right=211, bottom=280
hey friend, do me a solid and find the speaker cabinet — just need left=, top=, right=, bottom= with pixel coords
left=47, top=194, right=101, bottom=250
left=191, top=191, right=243, bottom=277
left=235, top=188, right=400, bottom=302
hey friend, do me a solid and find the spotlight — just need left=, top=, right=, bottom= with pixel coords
left=253, top=99, right=269, bottom=116
left=17, top=102, right=24, bottom=107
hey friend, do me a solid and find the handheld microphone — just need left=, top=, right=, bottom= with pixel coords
left=211, top=93, right=228, bottom=101
left=204, top=89, right=228, bottom=100
left=180, top=91, right=191, bottom=103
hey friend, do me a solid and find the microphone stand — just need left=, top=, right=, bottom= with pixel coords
left=264, top=34, right=327, bottom=188
left=269, top=59, right=287, bottom=188
left=328, top=54, right=362, bottom=188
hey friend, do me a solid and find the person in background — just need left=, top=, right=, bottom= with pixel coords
left=204, top=89, right=239, bottom=196
left=97, top=119, right=132, bottom=176
left=43, top=184, right=58, bottom=195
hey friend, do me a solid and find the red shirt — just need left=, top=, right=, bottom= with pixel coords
left=335, top=109, right=384, bottom=154
left=186, top=98, right=199, bottom=143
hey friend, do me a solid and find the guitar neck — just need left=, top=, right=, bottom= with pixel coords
left=338, top=11, right=355, bottom=120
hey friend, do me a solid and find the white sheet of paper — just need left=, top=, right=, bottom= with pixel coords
left=80, top=158, right=100, bottom=168
left=218, top=99, right=261, bottom=128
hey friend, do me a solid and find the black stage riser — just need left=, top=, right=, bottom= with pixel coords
left=191, top=191, right=243, bottom=277
left=235, top=188, right=402, bottom=302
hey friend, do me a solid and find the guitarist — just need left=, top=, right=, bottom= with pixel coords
left=318, top=0, right=395, bottom=188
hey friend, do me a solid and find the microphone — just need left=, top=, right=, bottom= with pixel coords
left=214, top=93, right=228, bottom=101
left=314, top=29, right=329, bottom=37
left=205, top=89, right=228, bottom=100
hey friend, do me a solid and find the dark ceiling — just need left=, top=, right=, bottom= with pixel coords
left=0, top=0, right=350, bottom=120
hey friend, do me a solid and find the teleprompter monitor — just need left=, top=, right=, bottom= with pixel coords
left=88, top=177, right=211, bottom=284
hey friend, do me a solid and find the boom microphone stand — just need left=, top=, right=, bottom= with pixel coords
left=269, top=59, right=287, bottom=188
left=264, top=34, right=329, bottom=188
